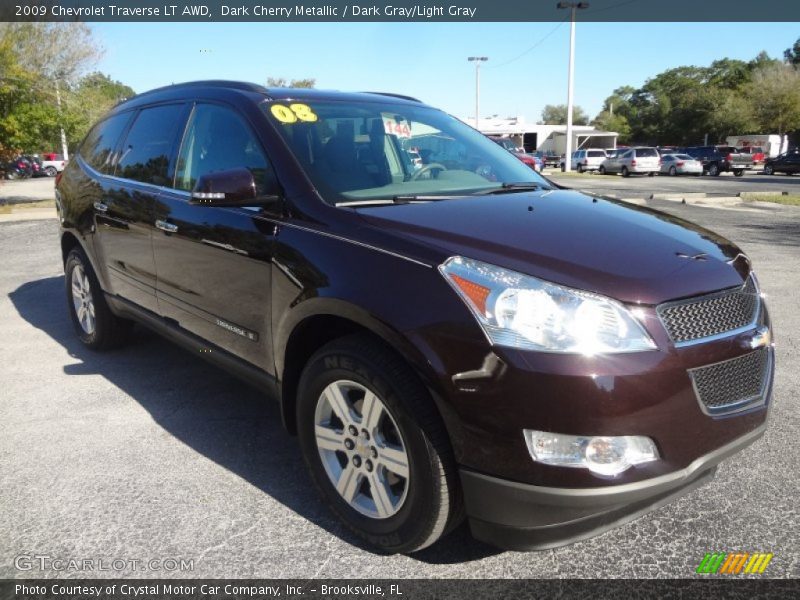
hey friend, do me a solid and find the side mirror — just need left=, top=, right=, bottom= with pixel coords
left=190, top=167, right=280, bottom=207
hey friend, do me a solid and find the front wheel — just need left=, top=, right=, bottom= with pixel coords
left=708, top=163, right=720, bottom=176
left=598, top=165, right=606, bottom=175
left=297, top=335, right=462, bottom=554
left=65, top=248, right=132, bottom=350
left=764, top=165, right=774, bottom=175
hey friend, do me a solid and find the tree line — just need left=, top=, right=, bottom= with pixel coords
left=0, top=23, right=133, bottom=162
left=541, top=38, right=800, bottom=146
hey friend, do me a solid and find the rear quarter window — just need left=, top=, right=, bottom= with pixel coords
left=587, top=150, right=606, bottom=158
left=635, top=148, right=658, bottom=157
left=79, top=112, right=133, bottom=174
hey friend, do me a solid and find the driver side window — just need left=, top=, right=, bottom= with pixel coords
left=175, top=103, right=273, bottom=194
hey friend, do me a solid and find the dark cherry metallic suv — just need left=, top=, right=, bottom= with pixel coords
left=56, top=81, right=774, bottom=553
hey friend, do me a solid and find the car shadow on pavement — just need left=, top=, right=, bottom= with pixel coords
left=8, top=276, right=501, bottom=565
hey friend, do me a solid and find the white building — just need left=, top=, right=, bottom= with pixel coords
left=464, top=116, right=618, bottom=155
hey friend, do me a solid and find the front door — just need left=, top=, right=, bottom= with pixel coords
left=153, top=102, right=278, bottom=371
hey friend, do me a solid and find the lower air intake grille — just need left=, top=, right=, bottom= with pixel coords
left=689, top=347, right=771, bottom=415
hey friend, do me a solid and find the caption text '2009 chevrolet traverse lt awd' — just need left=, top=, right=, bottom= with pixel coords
left=56, top=81, right=774, bottom=553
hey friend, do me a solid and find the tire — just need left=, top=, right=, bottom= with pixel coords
left=6, top=171, right=18, bottom=180
left=65, top=247, right=132, bottom=350
left=764, top=165, right=774, bottom=175
left=621, top=166, right=630, bottom=178
left=708, top=163, right=720, bottom=177
left=577, top=164, right=584, bottom=173
left=669, top=166, right=677, bottom=176
left=44, top=166, right=57, bottom=177
left=734, top=170, right=744, bottom=177
left=648, top=171, right=656, bottom=177
left=598, top=165, right=606, bottom=175
left=297, top=334, right=462, bottom=554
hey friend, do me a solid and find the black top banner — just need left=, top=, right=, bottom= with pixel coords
left=3, top=0, right=800, bottom=22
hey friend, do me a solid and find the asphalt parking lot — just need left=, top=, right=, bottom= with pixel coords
left=1, top=186, right=799, bottom=579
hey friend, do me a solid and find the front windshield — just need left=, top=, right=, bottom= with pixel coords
left=261, top=98, right=550, bottom=205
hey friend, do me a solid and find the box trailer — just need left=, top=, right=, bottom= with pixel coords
left=726, top=135, right=783, bottom=158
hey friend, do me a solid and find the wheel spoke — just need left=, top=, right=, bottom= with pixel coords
left=84, top=312, right=95, bottom=333
left=379, top=445, right=409, bottom=479
left=324, top=384, right=354, bottom=426
left=315, top=424, right=345, bottom=452
left=335, top=463, right=362, bottom=503
left=367, top=472, right=394, bottom=518
left=72, top=281, right=83, bottom=298
left=360, top=391, right=383, bottom=433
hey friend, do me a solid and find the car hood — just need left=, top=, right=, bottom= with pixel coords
left=356, top=190, right=748, bottom=305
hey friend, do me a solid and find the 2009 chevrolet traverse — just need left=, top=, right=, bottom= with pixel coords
left=56, top=81, right=773, bottom=553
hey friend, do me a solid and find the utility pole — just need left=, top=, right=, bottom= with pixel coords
left=467, top=56, right=488, bottom=131
left=54, top=78, right=69, bottom=161
left=557, top=2, right=589, bottom=172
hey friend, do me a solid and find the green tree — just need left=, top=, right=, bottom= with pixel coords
left=540, top=104, right=588, bottom=125
left=748, top=63, right=800, bottom=135
left=784, top=37, right=800, bottom=66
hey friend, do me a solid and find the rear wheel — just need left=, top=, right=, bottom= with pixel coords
left=297, top=335, right=462, bottom=553
left=708, top=163, right=720, bottom=176
left=621, top=166, right=630, bottom=177
left=764, top=165, right=774, bottom=175
left=65, top=248, right=132, bottom=350
left=669, top=166, right=677, bottom=176
left=598, top=165, right=606, bottom=175
left=44, top=166, right=57, bottom=177
left=734, top=169, right=744, bottom=177
left=577, top=164, right=584, bottom=173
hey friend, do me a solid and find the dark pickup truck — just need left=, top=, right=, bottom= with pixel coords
left=680, top=145, right=753, bottom=176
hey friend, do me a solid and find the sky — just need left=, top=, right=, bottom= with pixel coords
left=92, top=22, right=799, bottom=123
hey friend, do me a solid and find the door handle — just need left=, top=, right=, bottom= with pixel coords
left=155, top=220, right=178, bottom=234
left=93, top=202, right=108, bottom=213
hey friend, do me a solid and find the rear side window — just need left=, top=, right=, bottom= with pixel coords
left=587, top=150, right=605, bottom=158
left=116, top=104, right=184, bottom=186
left=80, top=112, right=132, bottom=174
left=175, top=103, right=273, bottom=195
left=635, top=148, right=658, bottom=157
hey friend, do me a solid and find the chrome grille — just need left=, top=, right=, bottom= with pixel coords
left=657, top=276, right=759, bottom=345
left=689, top=348, right=771, bottom=415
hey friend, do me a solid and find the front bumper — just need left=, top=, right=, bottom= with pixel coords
left=461, top=422, right=766, bottom=550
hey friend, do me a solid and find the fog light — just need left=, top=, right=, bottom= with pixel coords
left=524, top=430, right=659, bottom=476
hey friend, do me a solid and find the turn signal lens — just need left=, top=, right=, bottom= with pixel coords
left=449, top=273, right=491, bottom=315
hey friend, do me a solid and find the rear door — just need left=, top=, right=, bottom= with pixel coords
left=153, top=102, right=278, bottom=370
left=90, top=104, right=186, bottom=314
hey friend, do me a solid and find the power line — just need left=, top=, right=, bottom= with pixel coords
left=487, top=17, right=569, bottom=70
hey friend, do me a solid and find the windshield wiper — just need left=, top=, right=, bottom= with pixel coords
left=335, top=195, right=458, bottom=207
left=476, top=182, right=547, bottom=195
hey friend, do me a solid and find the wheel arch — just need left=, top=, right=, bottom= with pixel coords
left=276, top=299, right=447, bottom=437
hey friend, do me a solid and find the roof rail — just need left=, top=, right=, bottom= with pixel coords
left=131, top=80, right=270, bottom=100
left=362, top=92, right=422, bottom=103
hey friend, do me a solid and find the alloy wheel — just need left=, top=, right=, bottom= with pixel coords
left=71, top=264, right=96, bottom=335
left=314, top=379, right=409, bottom=519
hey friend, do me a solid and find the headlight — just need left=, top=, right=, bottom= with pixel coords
left=524, top=430, right=659, bottom=476
left=439, top=256, right=655, bottom=354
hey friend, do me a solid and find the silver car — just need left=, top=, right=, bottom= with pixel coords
left=659, top=153, right=703, bottom=176
left=599, top=146, right=660, bottom=177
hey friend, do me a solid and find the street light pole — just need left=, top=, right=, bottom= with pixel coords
left=557, top=2, right=588, bottom=172
left=468, top=56, right=488, bottom=130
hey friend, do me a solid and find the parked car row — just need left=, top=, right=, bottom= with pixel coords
left=488, top=136, right=543, bottom=172
left=555, top=144, right=786, bottom=177
left=3, top=153, right=67, bottom=179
